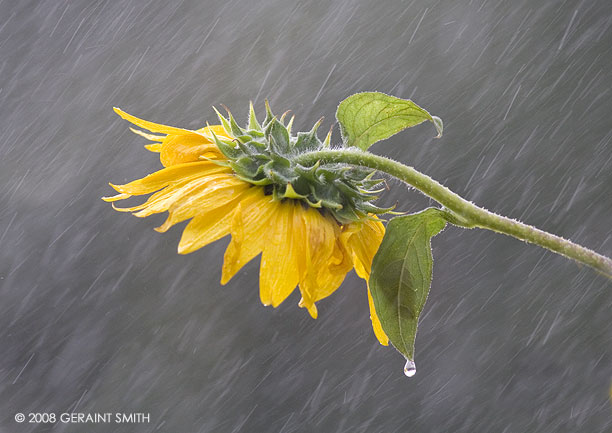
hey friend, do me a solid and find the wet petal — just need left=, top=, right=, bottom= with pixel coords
left=102, top=192, right=131, bottom=202
left=160, top=135, right=223, bottom=167
left=259, top=201, right=300, bottom=307
left=292, top=207, right=317, bottom=317
left=144, top=143, right=162, bottom=153
left=111, top=172, right=229, bottom=216
left=298, top=297, right=318, bottom=319
left=156, top=175, right=250, bottom=232
left=297, top=208, right=348, bottom=312
left=129, top=127, right=165, bottom=142
left=342, top=217, right=385, bottom=280
left=341, top=217, right=388, bottom=344
left=177, top=203, right=237, bottom=254
left=221, top=189, right=275, bottom=284
left=109, top=161, right=229, bottom=195
left=196, top=124, right=232, bottom=139
left=114, top=107, right=207, bottom=138
left=367, top=283, right=389, bottom=345
left=126, top=179, right=207, bottom=214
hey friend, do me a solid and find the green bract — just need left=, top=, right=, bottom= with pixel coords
left=211, top=102, right=393, bottom=224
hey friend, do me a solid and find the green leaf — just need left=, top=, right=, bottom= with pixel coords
left=336, top=92, right=443, bottom=151
left=369, top=208, right=447, bottom=361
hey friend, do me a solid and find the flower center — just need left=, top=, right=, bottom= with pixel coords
left=209, top=102, right=392, bottom=224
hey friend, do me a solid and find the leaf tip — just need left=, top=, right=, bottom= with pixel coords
left=431, top=115, right=443, bottom=138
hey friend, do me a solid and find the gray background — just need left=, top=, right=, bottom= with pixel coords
left=1, top=0, right=611, bottom=432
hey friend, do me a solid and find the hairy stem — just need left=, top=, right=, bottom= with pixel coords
left=295, top=149, right=612, bottom=278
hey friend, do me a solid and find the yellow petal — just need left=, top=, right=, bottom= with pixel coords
left=160, top=134, right=223, bottom=167
left=367, top=283, right=389, bottom=345
left=114, top=107, right=207, bottom=138
left=117, top=111, right=231, bottom=164
left=112, top=172, right=229, bottom=216
left=259, top=200, right=300, bottom=307
left=299, top=297, right=318, bottom=319
left=129, top=127, right=165, bottom=142
left=198, top=151, right=222, bottom=161
left=155, top=175, right=250, bottom=232
left=342, top=217, right=385, bottom=280
left=109, top=161, right=229, bottom=195
left=144, top=143, right=162, bottom=153
left=297, top=208, right=348, bottom=308
left=177, top=202, right=237, bottom=254
left=340, top=216, right=388, bottom=343
left=115, top=177, right=205, bottom=215
left=102, top=192, right=131, bottom=202
left=221, top=188, right=275, bottom=284
left=196, top=124, right=232, bottom=139
left=292, top=207, right=317, bottom=316
left=321, top=230, right=353, bottom=290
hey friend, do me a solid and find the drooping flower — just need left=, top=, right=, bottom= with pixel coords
left=104, top=103, right=391, bottom=345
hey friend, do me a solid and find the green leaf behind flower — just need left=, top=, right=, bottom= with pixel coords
left=336, top=92, right=443, bottom=151
left=369, top=208, right=447, bottom=361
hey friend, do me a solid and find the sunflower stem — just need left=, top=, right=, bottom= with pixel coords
left=295, top=149, right=612, bottom=278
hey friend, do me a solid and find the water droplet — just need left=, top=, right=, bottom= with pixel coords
left=404, top=359, right=416, bottom=377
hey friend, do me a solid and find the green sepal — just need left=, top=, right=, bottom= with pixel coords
left=282, top=183, right=308, bottom=199
left=333, top=179, right=375, bottom=201
left=264, top=100, right=275, bottom=126
left=248, top=101, right=261, bottom=131
left=234, top=139, right=254, bottom=155
left=358, top=186, right=385, bottom=194
left=246, top=129, right=265, bottom=138
left=266, top=119, right=291, bottom=154
left=294, top=131, right=321, bottom=153
left=323, top=127, right=333, bottom=147
left=279, top=110, right=291, bottom=124
left=213, top=107, right=234, bottom=138
left=360, top=179, right=385, bottom=190
left=263, top=159, right=296, bottom=185
left=294, top=161, right=320, bottom=179
left=318, top=199, right=343, bottom=210
left=334, top=205, right=363, bottom=223
left=229, top=157, right=260, bottom=178
left=268, top=152, right=291, bottom=167
left=209, top=129, right=241, bottom=159
left=234, top=135, right=255, bottom=145
left=236, top=175, right=271, bottom=186
left=369, top=208, right=447, bottom=361
left=305, top=198, right=323, bottom=208
left=197, top=155, right=230, bottom=167
left=310, top=118, right=323, bottom=134
left=293, top=119, right=323, bottom=153
left=359, top=202, right=395, bottom=215
left=286, top=115, right=295, bottom=135
left=224, top=109, right=245, bottom=138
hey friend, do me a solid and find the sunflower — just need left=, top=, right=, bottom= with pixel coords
left=104, top=103, right=391, bottom=345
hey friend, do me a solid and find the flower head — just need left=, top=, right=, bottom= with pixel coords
left=104, top=103, right=390, bottom=344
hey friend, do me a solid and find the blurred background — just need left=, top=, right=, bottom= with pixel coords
left=1, top=0, right=611, bottom=431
